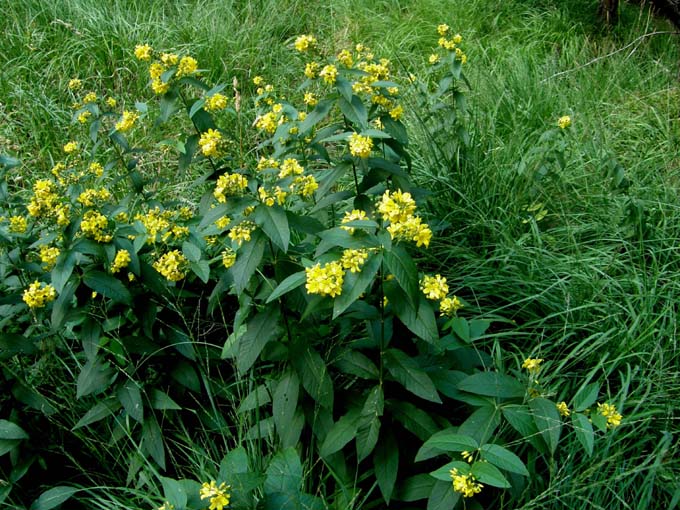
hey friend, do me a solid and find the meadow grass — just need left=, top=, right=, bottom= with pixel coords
left=1, top=0, right=679, bottom=508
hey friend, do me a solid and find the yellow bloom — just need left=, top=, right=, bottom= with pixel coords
left=111, top=250, right=132, bottom=274
left=68, top=78, right=82, bottom=91
left=319, top=64, right=338, bottom=85
left=176, top=55, right=198, bottom=77
left=450, top=468, right=482, bottom=498
left=77, top=111, right=91, bottom=124
left=437, top=24, right=450, bottom=36
left=252, top=75, right=264, bottom=86
left=522, top=357, right=544, bottom=375
left=80, top=210, right=112, bottom=243
left=337, top=49, right=353, bottom=67
left=39, top=245, right=61, bottom=270
left=255, top=111, right=277, bottom=133
left=89, top=162, right=104, bottom=176
left=151, top=79, right=170, bottom=95
left=205, top=93, right=228, bottom=112
left=63, top=141, right=79, bottom=154
left=304, top=62, right=320, bottom=79
left=341, top=249, right=369, bottom=273
left=294, top=34, right=317, bottom=52
left=221, top=248, right=236, bottom=268
left=153, top=250, right=188, bottom=282
left=149, top=63, right=165, bottom=80
left=134, top=44, right=153, bottom=61
left=278, top=158, right=304, bottom=179
left=440, top=295, right=463, bottom=316
left=115, top=110, right=139, bottom=132
left=349, top=133, right=373, bottom=158
left=215, top=215, right=231, bottom=229
left=199, top=129, right=224, bottom=157
left=429, top=54, right=440, bottom=65
left=213, top=173, right=248, bottom=203
left=305, top=261, right=345, bottom=298
left=228, top=221, right=256, bottom=246
left=160, top=53, right=178, bottom=65
left=597, top=402, right=622, bottom=428
left=106, top=97, right=117, bottom=108
left=340, top=209, right=367, bottom=234
left=420, top=274, right=449, bottom=300
left=557, top=401, right=570, bottom=417
left=558, top=115, right=571, bottom=129
left=9, top=216, right=28, bottom=234
left=389, top=104, right=404, bottom=121
left=82, top=92, right=97, bottom=104
left=22, top=281, right=57, bottom=309
left=199, top=481, right=231, bottom=510
left=292, top=175, right=318, bottom=197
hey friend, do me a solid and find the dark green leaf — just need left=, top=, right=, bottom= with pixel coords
left=76, top=357, right=115, bottom=398
left=416, top=431, right=478, bottom=461
left=232, top=230, right=266, bottom=293
left=374, top=432, right=398, bottom=503
left=387, top=400, right=439, bottom=441
left=471, top=461, right=511, bottom=488
left=480, top=444, right=529, bottom=476
left=117, top=381, right=144, bottom=423
left=457, top=372, right=525, bottom=398
left=237, top=305, right=281, bottom=374
left=395, top=474, right=435, bottom=502
left=320, top=411, right=360, bottom=458
left=51, top=250, right=77, bottom=294
left=254, top=205, right=290, bottom=252
left=290, top=343, right=333, bottom=409
left=73, top=398, right=121, bottom=430
left=458, top=405, right=501, bottom=445
left=0, top=420, right=28, bottom=440
left=0, top=333, right=37, bottom=359
left=299, top=99, right=334, bottom=134
left=573, top=382, right=599, bottom=412
left=430, top=460, right=469, bottom=481
left=182, top=241, right=202, bottom=262
left=264, top=448, right=302, bottom=494
left=237, top=384, right=272, bottom=414
left=141, top=415, right=165, bottom=469
left=338, top=96, right=368, bottom=129
left=266, top=271, right=306, bottom=303
left=161, top=477, right=187, bottom=510
left=83, top=271, right=132, bottom=305
left=273, top=372, right=301, bottom=448
left=30, top=486, right=78, bottom=510
left=334, top=350, right=379, bottom=379
left=190, top=260, right=210, bottom=283
left=356, top=386, right=383, bottom=461
left=383, top=245, right=418, bottom=302
left=385, top=349, right=441, bottom=403
left=427, top=480, right=460, bottom=510
left=572, top=413, right=594, bottom=456
left=332, top=252, right=382, bottom=318
left=530, top=397, right=562, bottom=455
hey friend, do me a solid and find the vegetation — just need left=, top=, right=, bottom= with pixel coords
left=1, top=0, right=678, bottom=509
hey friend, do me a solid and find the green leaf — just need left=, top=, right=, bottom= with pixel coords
left=161, top=477, right=187, bottom=510
left=264, top=448, right=302, bottom=494
left=459, top=405, right=501, bottom=445
left=117, top=381, right=144, bottom=423
left=290, top=342, right=333, bottom=409
left=182, top=241, right=202, bottom=262
left=141, top=415, right=165, bottom=469
left=450, top=317, right=470, bottom=342
left=530, top=397, right=562, bottom=455
left=457, top=372, right=525, bottom=398
left=237, top=383, right=272, bottom=414
left=273, top=371, right=301, bottom=448
left=591, top=411, right=609, bottom=433
left=395, top=474, right=435, bottom=502
left=572, top=412, right=594, bottom=456
left=416, top=431, right=478, bottom=461
left=0, top=420, right=28, bottom=440
left=299, top=99, right=334, bottom=134
left=82, top=271, right=132, bottom=305
left=76, top=357, right=115, bottom=398
left=332, top=252, right=382, bottom=319
left=30, top=486, right=78, bottom=510
left=232, top=230, right=266, bottom=293
left=253, top=205, right=290, bottom=252
left=374, top=432, right=398, bottom=503
left=0, top=333, right=37, bottom=359
left=334, top=350, right=379, bottom=379
left=338, top=96, right=368, bottom=129
left=388, top=400, right=439, bottom=441
left=320, top=411, right=360, bottom=458
left=150, top=389, right=182, bottom=410
left=237, top=305, right=281, bottom=374
left=387, top=287, right=438, bottom=344
left=219, top=446, right=250, bottom=478
left=266, top=271, right=306, bottom=303
left=51, top=279, right=79, bottom=329
left=427, top=480, right=460, bottom=510
left=385, top=349, right=441, bottom=403
left=383, top=245, right=418, bottom=302
left=469, top=319, right=491, bottom=340
left=356, top=386, right=383, bottom=462
left=0, top=439, right=20, bottom=456
left=480, top=444, right=529, bottom=476
left=189, top=98, right=206, bottom=119
left=190, top=260, right=210, bottom=283
left=430, top=460, right=469, bottom=481
left=73, top=398, right=122, bottom=430
left=573, top=382, right=599, bottom=412
left=51, top=250, right=77, bottom=294
left=471, top=461, right=510, bottom=488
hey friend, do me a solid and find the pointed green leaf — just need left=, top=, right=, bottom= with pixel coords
left=76, top=357, right=115, bottom=398
left=572, top=412, right=594, bottom=456
left=573, top=383, right=599, bottom=412
left=141, top=415, right=165, bottom=469
left=161, top=477, right=187, bottom=510
left=83, top=271, right=132, bottom=305
left=290, top=343, right=333, bottom=409
left=0, top=420, right=28, bottom=440
left=30, top=486, right=78, bottom=510
left=427, top=479, right=460, bottom=510
left=117, top=381, right=144, bottom=423
left=237, top=306, right=281, bottom=374
left=264, top=448, right=302, bottom=494
left=530, top=397, right=562, bottom=455
left=457, top=372, right=525, bottom=398
left=320, top=411, right=360, bottom=458
left=385, top=349, right=441, bottom=403
left=416, top=431, right=478, bottom=461
left=273, top=371, right=300, bottom=448
left=383, top=245, right=418, bottom=302
left=73, top=398, right=121, bottom=430
left=266, top=271, right=306, bottom=303
left=334, top=350, right=379, bottom=379
left=471, top=460, right=510, bottom=488
left=374, top=432, right=398, bottom=503
left=150, top=389, right=182, bottom=410
left=430, top=460, right=469, bottom=481
left=332, top=252, right=382, bottom=318
left=253, top=205, right=290, bottom=252
left=480, top=444, right=529, bottom=476
left=395, top=474, right=436, bottom=502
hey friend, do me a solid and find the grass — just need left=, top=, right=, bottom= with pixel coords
left=1, top=0, right=679, bottom=508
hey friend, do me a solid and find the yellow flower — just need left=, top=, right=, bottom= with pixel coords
left=200, top=481, right=231, bottom=510
left=341, top=249, right=369, bottom=273
left=304, top=62, right=320, bottom=79
left=160, top=53, right=178, bottom=65
left=177, top=55, right=198, bottom=77
left=319, top=64, right=338, bottom=85
left=348, top=133, right=373, bottom=158
left=597, top=402, right=622, bottom=428
left=294, top=34, right=317, bottom=52
left=440, top=295, right=463, bottom=316
left=153, top=250, right=188, bottom=282
left=558, top=115, right=571, bottom=129
left=522, top=358, right=543, bottom=375
left=89, top=162, right=104, bottom=176
left=111, top=250, right=132, bottom=274
left=429, top=54, right=440, bottom=65
left=337, top=49, right=353, bottom=67
left=255, top=111, right=277, bottom=133
left=228, top=221, right=256, bottom=246
left=305, top=261, right=345, bottom=298
left=389, top=104, right=404, bottom=121
left=9, top=216, right=27, bottom=233
left=77, top=111, right=91, bottom=124
left=106, top=97, right=117, bottom=108
left=82, top=92, right=97, bottom=104
left=215, top=215, right=231, bottom=229
left=134, top=44, right=153, bottom=61
left=437, top=24, right=450, bottom=36
left=340, top=209, right=367, bottom=234
left=199, top=129, right=224, bottom=158
left=420, top=274, right=449, bottom=300
left=205, top=93, right=228, bottom=112
left=115, top=110, right=139, bottom=132
left=278, top=158, right=304, bottom=179
left=213, top=173, right=248, bottom=203
left=557, top=401, right=570, bottom=417
left=23, top=281, right=57, bottom=309
left=68, top=78, right=82, bottom=90
left=149, top=63, right=165, bottom=80
left=221, top=248, right=236, bottom=268
left=253, top=75, right=264, bottom=86
left=63, top=141, right=79, bottom=154
left=39, top=245, right=61, bottom=270
left=80, top=210, right=112, bottom=242
left=151, top=79, right=170, bottom=95
left=292, top=175, right=318, bottom=197
left=450, top=468, right=482, bottom=498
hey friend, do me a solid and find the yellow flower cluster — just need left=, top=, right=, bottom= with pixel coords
left=303, top=91, right=318, bottom=106
left=80, top=210, right=112, bottom=242
left=522, top=357, right=543, bottom=375
left=9, top=216, right=27, bottom=233
left=558, top=115, right=571, bottom=129
left=77, top=188, right=112, bottom=207
left=214, top=173, right=248, bottom=203
left=449, top=468, right=483, bottom=498
left=377, top=190, right=432, bottom=247
left=337, top=49, right=353, bottom=67
left=255, top=111, right=278, bottom=133
left=205, top=93, right=228, bottom=112
left=304, top=62, right=320, bottom=79
left=115, top=110, right=139, bottom=132
left=257, top=157, right=279, bottom=171
left=258, top=186, right=287, bottom=206
left=199, top=129, right=224, bottom=157
left=556, top=401, right=570, bottom=417
left=63, top=141, right=79, bottom=154
left=221, top=248, right=236, bottom=268
left=294, top=34, right=317, bottom=53
left=68, top=78, right=82, bottom=90
left=319, top=64, right=338, bottom=85
left=292, top=175, right=318, bottom=197
left=278, top=158, right=304, bottom=179
left=597, top=403, right=622, bottom=428
left=22, top=281, right=57, bottom=309
left=153, top=250, right=187, bottom=282
left=349, top=133, right=373, bottom=158
left=27, top=179, right=59, bottom=218
left=305, top=261, right=344, bottom=297
left=435, top=24, right=467, bottom=63
left=82, top=92, right=97, bottom=104
left=89, top=162, right=104, bottom=176
left=199, top=481, right=231, bottom=510
left=111, top=250, right=131, bottom=274
left=176, top=56, right=198, bottom=77
left=77, top=111, right=91, bottom=124
left=341, top=249, right=369, bottom=273
left=440, top=295, right=463, bottom=316
left=341, top=209, right=367, bottom=234
left=420, top=274, right=449, bottom=300
left=134, top=44, right=152, bottom=61
left=134, top=207, right=172, bottom=243
left=39, top=245, right=61, bottom=270
left=228, top=221, right=256, bottom=246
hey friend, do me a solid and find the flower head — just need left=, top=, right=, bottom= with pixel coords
left=199, top=129, right=224, bottom=157
left=450, top=468, right=483, bottom=498
left=199, top=481, right=231, bottom=510
left=153, top=250, right=188, bottom=282
left=420, top=274, right=449, bottom=300
left=556, top=401, right=570, bottom=417
left=319, top=64, right=338, bottom=85
left=23, top=281, right=57, bottom=309
left=349, top=133, right=373, bottom=158
left=205, top=93, right=228, bottom=112
left=115, top=110, right=139, bottom=132
left=597, top=402, right=622, bottom=428
left=294, top=34, right=317, bottom=53
left=68, top=78, right=82, bottom=90
left=63, top=141, right=79, bottom=154
left=440, top=295, right=463, bottom=316
left=134, top=44, right=153, bottom=61
left=558, top=115, right=572, bottom=129
left=177, top=55, right=198, bottom=77
left=522, top=357, right=543, bottom=375
left=305, top=261, right=345, bottom=297
left=111, top=250, right=132, bottom=274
